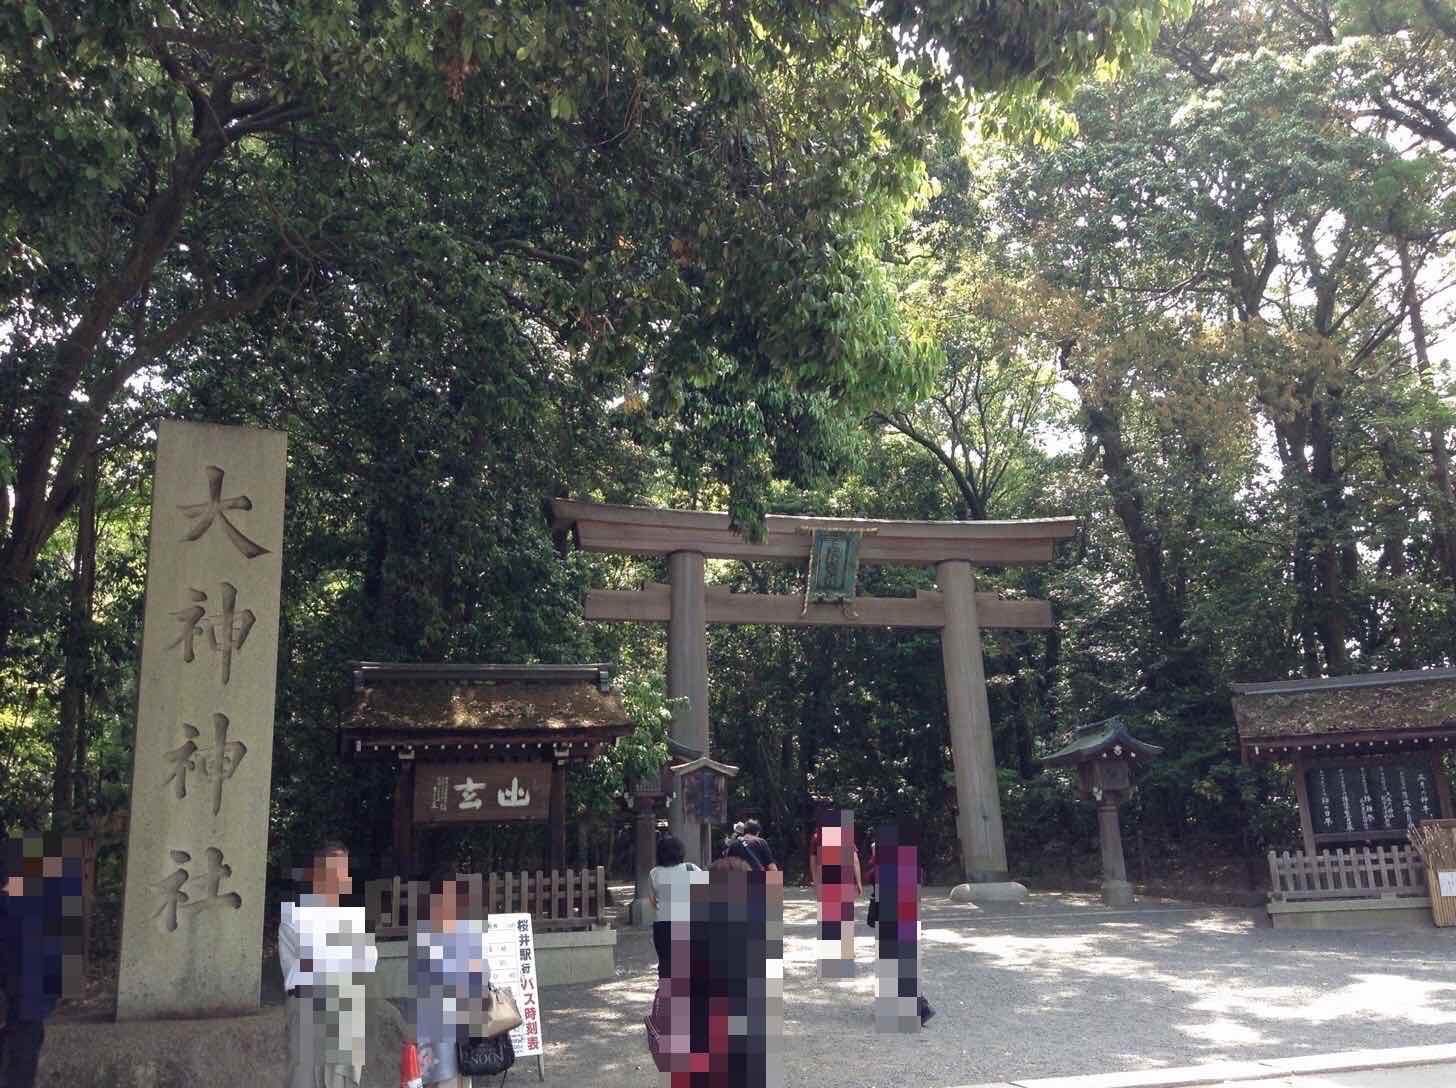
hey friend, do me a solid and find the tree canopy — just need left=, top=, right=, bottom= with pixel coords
left=4, top=0, right=1455, bottom=947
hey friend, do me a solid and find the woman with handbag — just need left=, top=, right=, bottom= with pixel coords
left=648, top=835, right=703, bottom=977
left=411, top=879, right=519, bottom=1087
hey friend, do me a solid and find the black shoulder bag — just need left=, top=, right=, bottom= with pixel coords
left=458, top=1029, right=515, bottom=1080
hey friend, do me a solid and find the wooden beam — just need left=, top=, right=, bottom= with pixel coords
left=1292, top=755, right=1318, bottom=856
left=393, top=761, right=416, bottom=879
left=573, top=520, right=1055, bottom=566
left=582, top=584, right=1053, bottom=630
left=549, top=762, right=567, bottom=871
left=551, top=499, right=1075, bottom=567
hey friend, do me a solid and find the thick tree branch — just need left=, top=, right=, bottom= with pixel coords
left=872, top=410, right=986, bottom=519
left=44, top=258, right=289, bottom=533
left=494, top=240, right=587, bottom=272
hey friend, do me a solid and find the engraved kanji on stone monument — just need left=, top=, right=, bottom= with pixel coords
left=151, top=846, right=243, bottom=933
left=179, top=465, right=271, bottom=559
left=119, top=420, right=287, bottom=1020
left=168, top=582, right=257, bottom=684
left=161, top=713, right=248, bottom=815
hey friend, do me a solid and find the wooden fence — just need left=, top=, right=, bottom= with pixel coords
left=1267, top=845, right=1427, bottom=901
left=365, top=866, right=608, bottom=938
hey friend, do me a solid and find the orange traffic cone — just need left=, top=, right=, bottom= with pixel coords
left=400, top=1040, right=423, bottom=1088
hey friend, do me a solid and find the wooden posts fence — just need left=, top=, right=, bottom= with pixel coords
left=1266, top=846, right=1427, bottom=901
left=365, top=866, right=608, bottom=938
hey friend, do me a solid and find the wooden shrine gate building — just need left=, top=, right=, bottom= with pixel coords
left=340, top=662, right=634, bottom=878
left=551, top=499, right=1076, bottom=881
left=1234, top=667, right=1456, bottom=929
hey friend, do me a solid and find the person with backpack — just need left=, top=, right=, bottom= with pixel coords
left=719, top=821, right=746, bottom=860
left=725, top=819, right=778, bottom=871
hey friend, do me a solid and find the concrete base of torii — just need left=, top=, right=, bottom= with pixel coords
left=949, top=881, right=1027, bottom=904
left=1101, top=878, right=1136, bottom=908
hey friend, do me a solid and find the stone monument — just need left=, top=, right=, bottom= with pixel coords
left=116, top=421, right=287, bottom=1019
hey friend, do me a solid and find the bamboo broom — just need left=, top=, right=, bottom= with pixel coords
left=1409, top=821, right=1456, bottom=870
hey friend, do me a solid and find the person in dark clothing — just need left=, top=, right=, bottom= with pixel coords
left=686, top=857, right=778, bottom=1087
left=874, top=821, right=935, bottom=1030
left=1, top=832, right=85, bottom=1088
left=726, top=819, right=778, bottom=871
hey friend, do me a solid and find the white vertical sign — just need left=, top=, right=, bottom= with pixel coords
left=486, top=912, right=546, bottom=1078
left=117, top=421, right=287, bottom=1019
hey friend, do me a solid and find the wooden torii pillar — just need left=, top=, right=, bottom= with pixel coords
left=550, top=500, right=1075, bottom=879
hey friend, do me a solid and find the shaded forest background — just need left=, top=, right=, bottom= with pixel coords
left=4, top=0, right=1456, bottom=960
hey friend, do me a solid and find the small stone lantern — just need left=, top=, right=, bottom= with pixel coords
left=1043, top=717, right=1162, bottom=908
left=625, top=746, right=740, bottom=925
left=626, top=764, right=676, bottom=927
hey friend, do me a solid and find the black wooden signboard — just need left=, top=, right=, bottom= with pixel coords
left=1305, top=759, right=1442, bottom=838
left=684, top=768, right=727, bottom=825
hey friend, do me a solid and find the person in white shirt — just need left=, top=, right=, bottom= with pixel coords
left=279, top=840, right=379, bottom=1088
left=647, top=835, right=704, bottom=978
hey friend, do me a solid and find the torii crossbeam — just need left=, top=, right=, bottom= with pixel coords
left=551, top=499, right=1076, bottom=881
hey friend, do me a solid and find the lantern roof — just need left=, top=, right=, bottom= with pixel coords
left=1043, top=717, right=1163, bottom=767
left=668, top=755, right=740, bottom=778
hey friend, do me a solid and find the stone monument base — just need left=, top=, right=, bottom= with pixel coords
left=41, top=998, right=407, bottom=1088
left=949, top=881, right=1026, bottom=904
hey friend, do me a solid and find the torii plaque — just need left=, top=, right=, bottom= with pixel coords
left=550, top=500, right=1075, bottom=883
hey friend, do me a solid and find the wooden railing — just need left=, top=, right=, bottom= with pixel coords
left=365, top=866, right=608, bottom=938
left=1267, top=846, right=1427, bottom=901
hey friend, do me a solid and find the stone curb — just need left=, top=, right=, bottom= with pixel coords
left=948, top=1043, right=1456, bottom=1088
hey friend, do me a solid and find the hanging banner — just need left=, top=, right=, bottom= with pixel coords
left=805, top=529, right=864, bottom=606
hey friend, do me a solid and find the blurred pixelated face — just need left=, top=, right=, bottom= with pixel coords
left=312, top=848, right=351, bottom=897
left=432, top=880, right=460, bottom=927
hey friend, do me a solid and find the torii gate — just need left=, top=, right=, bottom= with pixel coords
left=551, top=499, right=1076, bottom=881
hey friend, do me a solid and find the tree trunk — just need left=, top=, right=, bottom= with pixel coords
left=1376, top=435, right=1418, bottom=668
left=1309, top=396, right=1350, bottom=674
left=1398, top=238, right=1456, bottom=586
left=1272, top=417, right=1326, bottom=678
left=1082, top=400, right=1186, bottom=648
left=0, top=136, right=232, bottom=665
left=52, top=456, right=99, bottom=830
left=1008, top=659, right=1038, bottom=779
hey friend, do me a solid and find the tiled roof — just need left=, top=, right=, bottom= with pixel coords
left=341, top=662, right=632, bottom=737
left=1232, top=668, right=1456, bottom=743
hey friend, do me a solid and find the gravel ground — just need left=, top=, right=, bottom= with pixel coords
left=532, top=888, right=1456, bottom=1088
